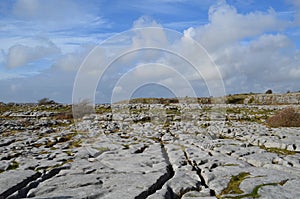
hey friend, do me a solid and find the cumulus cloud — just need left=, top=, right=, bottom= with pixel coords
left=286, top=0, right=300, bottom=24
left=168, top=1, right=299, bottom=94
left=111, top=63, right=197, bottom=102
left=75, top=3, right=298, bottom=102
left=189, top=1, right=288, bottom=52
left=132, top=16, right=168, bottom=48
left=53, top=44, right=95, bottom=71
left=5, top=38, right=60, bottom=68
left=214, top=33, right=300, bottom=93
left=2, top=1, right=300, bottom=103
left=54, top=2, right=300, bottom=103
left=53, top=53, right=82, bottom=72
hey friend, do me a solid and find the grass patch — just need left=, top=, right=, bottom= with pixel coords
left=217, top=171, right=288, bottom=199
left=68, top=140, right=82, bottom=148
left=39, top=151, right=50, bottom=154
left=126, top=97, right=179, bottom=104
left=218, top=134, right=234, bottom=140
left=165, top=107, right=180, bottom=115
left=221, top=164, right=239, bottom=167
left=200, top=123, right=210, bottom=128
left=35, top=159, right=73, bottom=172
left=226, top=94, right=250, bottom=104
left=222, top=179, right=288, bottom=199
left=45, top=141, right=56, bottom=148
left=95, top=106, right=112, bottom=114
left=36, top=133, right=81, bottom=149
left=32, top=143, right=43, bottom=148
left=226, top=108, right=242, bottom=114
left=7, top=161, right=19, bottom=170
left=259, top=145, right=296, bottom=155
left=220, top=172, right=250, bottom=195
left=94, top=147, right=110, bottom=153
left=148, top=136, right=162, bottom=143
left=53, top=111, right=73, bottom=120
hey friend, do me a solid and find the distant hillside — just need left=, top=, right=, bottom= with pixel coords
left=244, top=93, right=300, bottom=105
left=116, top=92, right=300, bottom=105
left=115, top=97, right=212, bottom=104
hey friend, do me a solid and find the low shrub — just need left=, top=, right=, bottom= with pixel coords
left=38, top=98, right=57, bottom=105
left=265, top=89, right=273, bottom=94
left=54, top=112, right=73, bottom=120
left=226, top=94, right=248, bottom=104
left=72, top=99, right=94, bottom=119
left=267, top=107, right=300, bottom=127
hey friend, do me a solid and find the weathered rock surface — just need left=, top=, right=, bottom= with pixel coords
left=0, top=103, right=299, bottom=198
left=244, top=93, right=300, bottom=104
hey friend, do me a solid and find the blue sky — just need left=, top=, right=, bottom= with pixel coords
left=0, top=0, right=299, bottom=103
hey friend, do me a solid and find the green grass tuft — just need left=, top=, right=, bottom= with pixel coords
left=220, top=172, right=250, bottom=195
left=259, top=145, right=296, bottom=155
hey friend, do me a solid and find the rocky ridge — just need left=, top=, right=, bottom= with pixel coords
left=244, top=93, right=300, bottom=105
left=0, top=102, right=299, bottom=198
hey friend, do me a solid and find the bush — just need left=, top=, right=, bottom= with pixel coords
left=265, top=89, right=272, bottom=94
left=267, top=107, right=300, bottom=127
left=72, top=99, right=94, bottom=119
left=226, top=94, right=248, bottom=104
left=38, top=98, right=56, bottom=105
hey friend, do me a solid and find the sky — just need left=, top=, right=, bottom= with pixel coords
left=0, top=0, right=300, bottom=103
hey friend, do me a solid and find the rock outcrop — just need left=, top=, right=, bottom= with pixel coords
left=244, top=93, right=300, bottom=105
left=0, top=103, right=299, bottom=198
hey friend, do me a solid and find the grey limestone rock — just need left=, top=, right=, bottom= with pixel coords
left=0, top=103, right=300, bottom=198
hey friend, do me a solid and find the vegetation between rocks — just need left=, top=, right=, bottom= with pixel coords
left=220, top=172, right=251, bottom=195
left=267, top=107, right=300, bottom=127
left=259, top=145, right=296, bottom=155
left=217, top=171, right=288, bottom=199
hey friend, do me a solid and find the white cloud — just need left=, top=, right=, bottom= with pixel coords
left=214, top=33, right=300, bottom=93
left=0, top=72, right=24, bottom=80
left=53, top=53, right=83, bottom=72
left=111, top=63, right=197, bottom=102
left=155, top=1, right=298, bottom=94
left=12, top=0, right=99, bottom=24
left=289, top=68, right=300, bottom=78
left=132, top=63, right=171, bottom=79
left=53, top=44, right=95, bottom=71
left=190, top=1, right=288, bottom=52
left=132, top=16, right=169, bottom=49
left=1, top=1, right=300, bottom=103
left=10, top=0, right=107, bottom=35
left=288, top=0, right=300, bottom=24
left=5, top=38, right=60, bottom=68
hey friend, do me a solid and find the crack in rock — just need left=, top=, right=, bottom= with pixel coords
left=25, top=165, right=71, bottom=198
left=0, top=171, right=41, bottom=199
left=165, top=183, right=202, bottom=199
left=135, top=142, right=175, bottom=199
left=164, top=186, right=179, bottom=199
left=134, top=145, right=149, bottom=154
left=1, top=165, right=70, bottom=199
left=0, top=139, right=16, bottom=148
left=183, top=150, right=216, bottom=196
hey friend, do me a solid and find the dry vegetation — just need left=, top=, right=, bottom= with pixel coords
left=72, top=99, right=94, bottom=119
left=267, top=107, right=300, bottom=127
